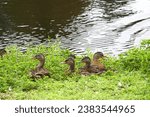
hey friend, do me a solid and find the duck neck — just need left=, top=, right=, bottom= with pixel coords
left=85, top=61, right=91, bottom=68
left=93, top=58, right=99, bottom=62
left=69, top=63, right=75, bottom=72
left=37, top=59, right=45, bottom=69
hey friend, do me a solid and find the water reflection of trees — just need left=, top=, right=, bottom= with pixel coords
left=1, top=0, right=89, bottom=38
left=0, top=9, right=14, bottom=38
left=0, top=12, right=10, bottom=33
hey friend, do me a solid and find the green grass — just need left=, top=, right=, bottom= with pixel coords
left=0, top=40, right=150, bottom=100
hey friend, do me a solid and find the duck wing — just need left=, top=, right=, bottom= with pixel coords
left=89, top=65, right=102, bottom=73
left=37, top=68, right=50, bottom=76
left=92, top=61, right=106, bottom=71
left=29, top=69, right=43, bottom=78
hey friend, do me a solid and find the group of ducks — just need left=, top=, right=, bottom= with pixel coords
left=30, top=52, right=106, bottom=78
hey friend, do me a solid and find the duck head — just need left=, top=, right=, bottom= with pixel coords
left=81, top=56, right=91, bottom=67
left=93, top=52, right=104, bottom=60
left=68, top=54, right=76, bottom=59
left=33, top=54, right=45, bottom=61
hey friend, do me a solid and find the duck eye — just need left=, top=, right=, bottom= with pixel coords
left=35, top=55, right=40, bottom=59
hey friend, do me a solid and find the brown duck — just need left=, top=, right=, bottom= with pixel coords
left=92, top=52, right=106, bottom=72
left=30, top=54, right=50, bottom=78
left=64, top=56, right=75, bottom=74
left=80, top=56, right=103, bottom=74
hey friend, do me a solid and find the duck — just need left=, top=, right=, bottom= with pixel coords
left=92, top=52, right=106, bottom=72
left=80, top=56, right=103, bottom=74
left=64, top=57, right=75, bottom=74
left=0, top=49, right=6, bottom=58
left=29, top=54, right=50, bottom=78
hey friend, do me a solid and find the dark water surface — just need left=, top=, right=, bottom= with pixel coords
left=0, top=0, right=150, bottom=55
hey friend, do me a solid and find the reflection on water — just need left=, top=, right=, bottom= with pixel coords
left=0, top=0, right=150, bottom=55
left=0, top=0, right=89, bottom=45
left=10, top=0, right=88, bottom=35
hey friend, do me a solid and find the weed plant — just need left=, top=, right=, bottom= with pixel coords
left=0, top=40, right=150, bottom=99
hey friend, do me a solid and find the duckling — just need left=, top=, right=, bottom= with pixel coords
left=0, top=49, right=6, bottom=58
left=30, top=54, right=50, bottom=78
left=64, top=57, right=75, bottom=73
left=80, top=56, right=103, bottom=74
left=92, top=52, right=106, bottom=72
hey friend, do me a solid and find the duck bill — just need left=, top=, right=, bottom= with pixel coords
left=103, top=55, right=108, bottom=58
left=32, top=56, right=36, bottom=60
left=60, top=62, right=66, bottom=64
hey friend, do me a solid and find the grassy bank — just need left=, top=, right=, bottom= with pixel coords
left=0, top=40, right=150, bottom=100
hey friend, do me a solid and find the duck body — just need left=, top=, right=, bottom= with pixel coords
left=80, top=56, right=103, bottom=75
left=30, top=54, right=50, bottom=78
left=92, top=59, right=105, bottom=71
left=30, top=67, right=49, bottom=78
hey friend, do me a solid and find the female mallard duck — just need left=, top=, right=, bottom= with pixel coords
left=92, top=52, right=106, bottom=72
left=30, top=54, right=50, bottom=78
left=64, top=57, right=75, bottom=74
left=80, top=56, right=104, bottom=74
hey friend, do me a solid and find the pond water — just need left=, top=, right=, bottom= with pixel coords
left=0, top=0, right=150, bottom=55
